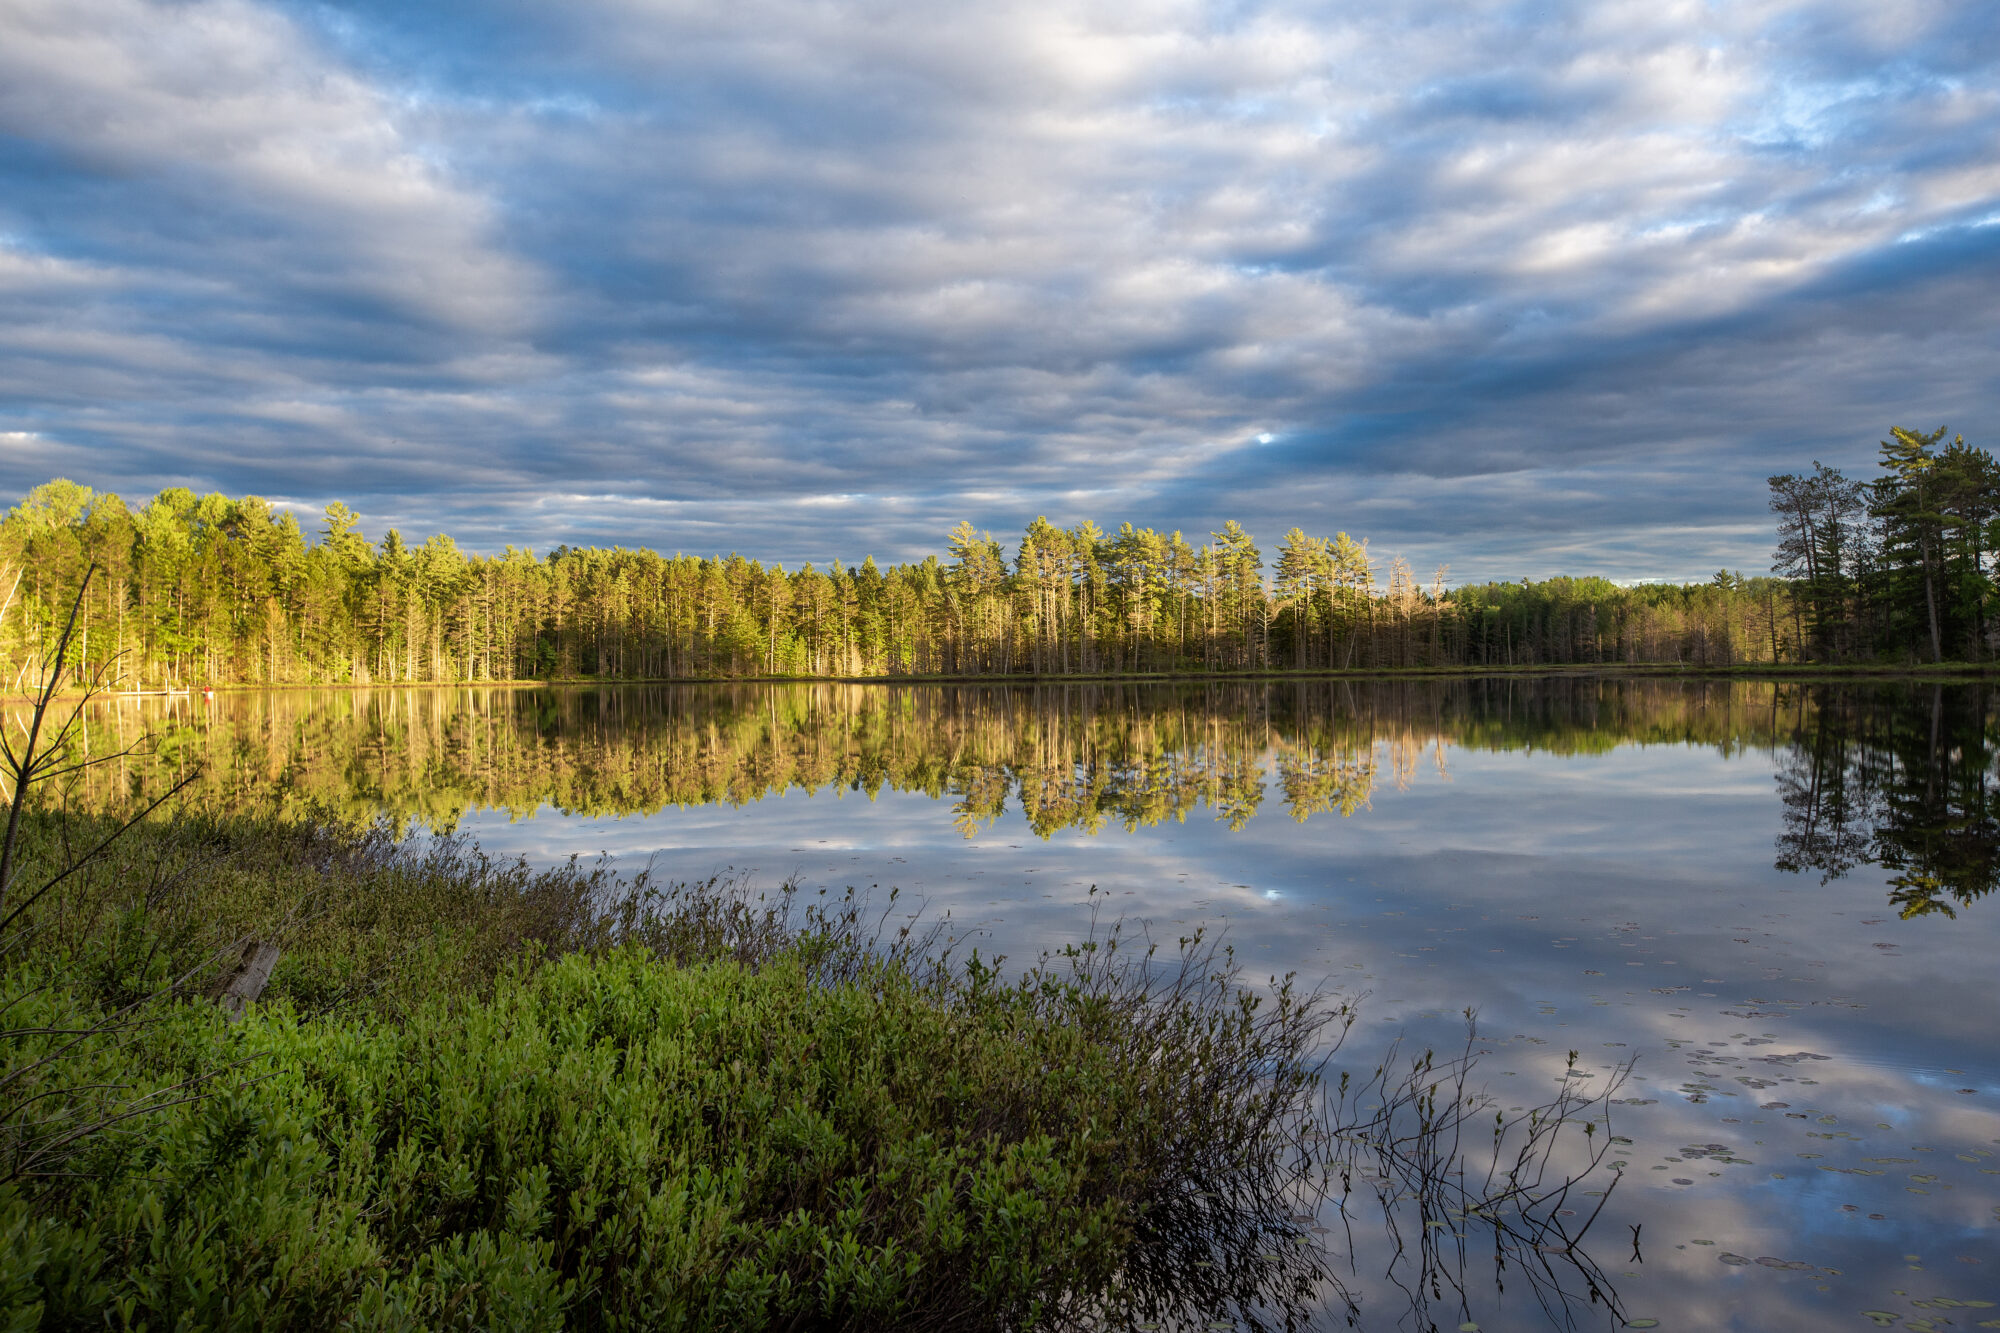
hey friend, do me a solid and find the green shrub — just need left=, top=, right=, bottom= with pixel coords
left=0, top=914, right=1334, bottom=1331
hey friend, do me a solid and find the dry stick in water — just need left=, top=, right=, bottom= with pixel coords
left=1323, top=1017, right=1634, bottom=1331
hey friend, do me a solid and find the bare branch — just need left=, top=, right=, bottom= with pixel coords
left=0, top=566, right=99, bottom=912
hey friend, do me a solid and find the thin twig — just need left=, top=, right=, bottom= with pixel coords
left=0, top=565, right=97, bottom=908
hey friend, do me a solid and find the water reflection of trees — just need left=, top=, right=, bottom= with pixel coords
left=1775, top=684, right=2000, bottom=917
left=26, top=677, right=1798, bottom=840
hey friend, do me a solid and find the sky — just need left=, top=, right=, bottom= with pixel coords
left=1, top=0, right=1996, bottom=585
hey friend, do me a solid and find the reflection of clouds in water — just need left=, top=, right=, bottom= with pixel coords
left=459, top=731, right=2000, bottom=1330
left=458, top=748, right=2000, bottom=1320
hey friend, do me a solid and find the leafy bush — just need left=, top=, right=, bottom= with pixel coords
left=2, top=948, right=1104, bottom=1326
left=0, top=809, right=1341, bottom=1331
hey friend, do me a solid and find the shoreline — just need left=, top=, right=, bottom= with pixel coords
left=24, top=659, right=2000, bottom=700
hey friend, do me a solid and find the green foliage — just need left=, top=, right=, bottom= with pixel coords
left=0, top=807, right=1342, bottom=1331
left=2, top=478, right=1816, bottom=691
left=0, top=947, right=1169, bottom=1328
left=1769, top=425, right=2000, bottom=663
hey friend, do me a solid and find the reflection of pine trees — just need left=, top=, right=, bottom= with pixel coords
left=1773, top=689, right=1881, bottom=882
left=43, top=676, right=2000, bottom=915
left=1871, top=686, right=2000, bottom=918
left=31, top=677, right=1798, bottom=840
left=1773, top=684, right=2000, bottom=917
left=1274, top=749, right=1376, bottom=822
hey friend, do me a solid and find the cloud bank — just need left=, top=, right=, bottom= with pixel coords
left=1, top=0, right=1995, bottom=580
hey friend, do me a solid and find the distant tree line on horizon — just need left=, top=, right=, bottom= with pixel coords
left=0, top=427, right=1975, bottom=688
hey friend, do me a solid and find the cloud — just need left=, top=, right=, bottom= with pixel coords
left=0, top=0, right=534, bottom=328
left=0, top=0, right=1995, bottom=580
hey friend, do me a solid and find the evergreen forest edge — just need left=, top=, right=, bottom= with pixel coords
left=6, top=424, right=1993, bottom=687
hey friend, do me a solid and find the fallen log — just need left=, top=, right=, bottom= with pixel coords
left=208, top=940, right=282, bottom=1021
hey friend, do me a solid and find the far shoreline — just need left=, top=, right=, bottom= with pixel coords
left=31, top=659, right=2000, bottom=700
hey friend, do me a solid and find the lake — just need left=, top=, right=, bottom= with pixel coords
left=50, top=677, right=2000, bottom=1331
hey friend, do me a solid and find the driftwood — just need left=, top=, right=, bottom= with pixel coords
left=208, top=941, right=282, bottom=1021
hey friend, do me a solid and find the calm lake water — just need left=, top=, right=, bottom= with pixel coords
left=55, top=678, right=2000, bottom=1331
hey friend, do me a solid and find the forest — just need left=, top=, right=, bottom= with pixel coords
left=2, top=424, right=1988, bottom=686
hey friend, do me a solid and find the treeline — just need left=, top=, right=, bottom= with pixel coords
left=1770, top=424, right=2000, bottom=662
left=4, top=479, right=1813, bottom=687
